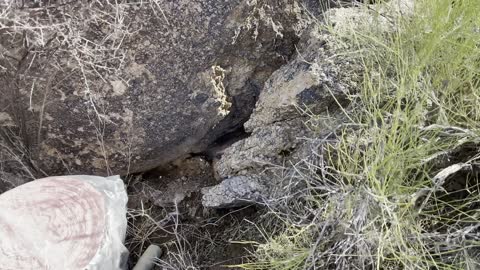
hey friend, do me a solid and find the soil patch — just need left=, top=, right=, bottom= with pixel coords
left=125, top=156, right=259, bottom=269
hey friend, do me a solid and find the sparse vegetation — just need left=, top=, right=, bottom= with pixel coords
left=2, top=0, right=480, bottom=269
left=236, top=0, right=480, bottom=269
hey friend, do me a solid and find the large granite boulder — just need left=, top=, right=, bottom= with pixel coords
left=0, top=0, right=316, bottom=176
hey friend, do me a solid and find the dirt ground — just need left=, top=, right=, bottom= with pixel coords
left=125, top=156, right=260, bottom=269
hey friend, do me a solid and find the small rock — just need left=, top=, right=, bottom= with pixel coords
left=202, top=175, right=265, bottom=208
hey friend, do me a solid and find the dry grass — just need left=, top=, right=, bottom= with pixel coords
left=235, top=0, right=480, bottom=269
left=0, top=0, right=170, bottom=175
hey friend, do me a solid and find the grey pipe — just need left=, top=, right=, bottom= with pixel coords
left=133, top=245, right=162, bottom=270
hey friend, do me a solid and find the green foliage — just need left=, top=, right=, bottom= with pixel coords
left=236, top=0, right=480, bottom=269
left=234, top=226, right=312, bottom=270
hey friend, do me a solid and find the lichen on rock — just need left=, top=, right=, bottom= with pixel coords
left=203, top=15, right=366, bottom=208
left=202, top=175, right=266, bottom=208
left=0, top=0, right=316, bottom=176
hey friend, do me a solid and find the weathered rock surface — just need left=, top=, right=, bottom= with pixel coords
left=203, top=12, right=365, bottom=207
left=202, top=0, right=416, bottom=208
left=202, top=175, right=265, bottom=208
left=0, top=172, right=29, bottom=194
left=0, top=0, right=315, bottom=176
